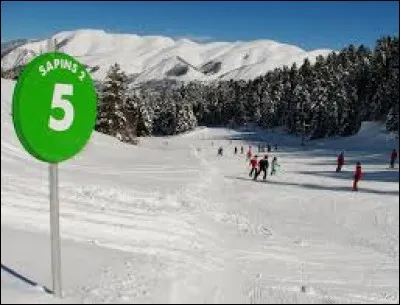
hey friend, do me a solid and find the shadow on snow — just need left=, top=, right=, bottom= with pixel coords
left=225, top=176, right=399, bottom=196
left=1, top=263, right=52, bottom=294
left=296, top=169, right=399, bottom=183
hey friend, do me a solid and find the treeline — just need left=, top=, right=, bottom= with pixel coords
left=95, top=36, right=399, bottom=143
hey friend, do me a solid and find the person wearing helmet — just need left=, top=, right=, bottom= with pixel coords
left=255, top=154, right=269, bottom=180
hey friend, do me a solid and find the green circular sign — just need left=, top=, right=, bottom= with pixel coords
left=12, top=52, right=97, bottom=163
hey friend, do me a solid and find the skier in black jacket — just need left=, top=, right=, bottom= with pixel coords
left=254, top=155, right=269, bottom=180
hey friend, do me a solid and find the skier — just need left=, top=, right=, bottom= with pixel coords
left=249, top=155, right=259, bottom=178
left=255, top=155, right=269, bottom=180
left=267, top=144, right=271, bottom=152
left=274, top=144, right=278, bottom=151
left=217, top=146, right=223, bottom=156
left=390, top=149, right=397, bottom=168
left=336, top=152, right=344, bottom=172
left=247, top=146, right=253, bottom=161
left=240, top=146, right=244, bottom=154
left=352, top=161, right=362, bottom=191
left=234, top=146, right=238, bottom=154
left=270, top=156, right=279, bottom=176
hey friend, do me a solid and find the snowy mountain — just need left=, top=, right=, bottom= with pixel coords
left=1, top=39, right=31, bottom=57
left=1, top=29, right=332, bottom=84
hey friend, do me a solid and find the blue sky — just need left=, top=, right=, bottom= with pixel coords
left=1, top=1, right=398, bottom=50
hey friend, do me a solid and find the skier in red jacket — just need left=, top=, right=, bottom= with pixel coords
left=352, top=161, right=362, bottom=191
left=336, top=152, right=344, bottom=172
left=390, top=149, right=397, bottom=169
left=249, top=155, right=258, bottom=178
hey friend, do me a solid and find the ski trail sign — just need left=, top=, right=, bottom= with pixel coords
left=12, top=48, right=97, bottom=298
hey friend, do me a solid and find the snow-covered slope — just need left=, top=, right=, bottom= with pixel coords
left=1, top=29, right=332, bottom=83
left=2, top=79, right=398, bottom=303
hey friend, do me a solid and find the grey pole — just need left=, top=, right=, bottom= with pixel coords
left=48, top=38, right=62, bottom=298
left=49, top=163, right=62, bottom=298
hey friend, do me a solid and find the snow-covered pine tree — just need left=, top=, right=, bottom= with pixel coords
left=151, top=90, right=178, bottom=135
left=386, top=104, right=399, bottom=134
left=175, top=102, right=198, bottom=133
left=95, top=63, right=137, bottom=143
left=126, top=93, right=153, bottom=137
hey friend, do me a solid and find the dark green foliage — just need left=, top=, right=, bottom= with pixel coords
left=94, top=36, right=398, bottom=140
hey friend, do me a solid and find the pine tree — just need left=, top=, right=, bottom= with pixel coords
left=96, top=63, right=137, bottom=143
left=386, top=105, right=399, bottom=134
left=175, top=102, right=198, bottom=133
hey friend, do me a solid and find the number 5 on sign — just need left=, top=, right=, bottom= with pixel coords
left=49, top=84, right=74, bottom=132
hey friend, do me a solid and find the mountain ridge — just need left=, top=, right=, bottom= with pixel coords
left=1, top=29, right=333, bottom=84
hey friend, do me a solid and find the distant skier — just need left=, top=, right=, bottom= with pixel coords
left=255, top=155, right=269, bottom=180
left=240, top=146, right=244, bottom=154
left=217, top=146, right=223, bottom=156
left=390, top=149, right=397, bottom=168
left=336, top=152, right=344, bottom=172
left=247, top=146, right=253, bottom=161
left=249, top=155, right=259, bottom=178
left=274, top=144, right=278, bottom=151
left=270, top=156, right=279, bottom=176
left=352, top=161, right=362, bottom=191
left=267, top=144, right=271, bottom=152
left=234, top=146, right=238, bottom=154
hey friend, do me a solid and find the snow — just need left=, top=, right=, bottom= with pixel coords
left=1, top=78, right=399, bottom=303
left=1, top=29, right=332, bottom=84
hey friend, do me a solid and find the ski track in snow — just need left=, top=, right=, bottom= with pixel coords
left=1, top=79, right=399, bottom=303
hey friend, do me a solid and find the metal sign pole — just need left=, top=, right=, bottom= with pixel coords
left=49, top=163, right=62, bottom=297
left=48, top=39, right=62, bottom=298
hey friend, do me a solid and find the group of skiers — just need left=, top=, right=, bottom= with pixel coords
left=336, top=149, right=398, bottom=192
left=232, top=144, right=277, bottom=155
left=249, top=154, right=279, bottom=180
left=216, top=144, right=281, bottom=180
left=257, top=143, right=277, bottom=153
left=216, top=141, right=398, bottom=192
